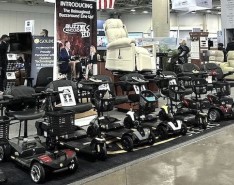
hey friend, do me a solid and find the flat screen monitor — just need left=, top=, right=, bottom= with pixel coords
left=97, top=36, right=108, bottom=50
left=9, top=32, right=32, bottom=53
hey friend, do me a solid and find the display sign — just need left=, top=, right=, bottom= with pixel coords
left=25, top=20, right=35, bottom=35
left=172, top=0, right=212, bottom=12
left=58, top=86, right=76, bottom=106
left=31, top=36, right=54, bottom=85
left=56, top=0, right=97, bottom=57
left=221, top=0, right=234, bottom=29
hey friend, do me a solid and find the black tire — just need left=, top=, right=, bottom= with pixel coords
left=96, top=144, right=107, bottom=161
left=148, top=132, right=156, bottom=145
left=123, top=116, right=133, bottom=129
left=181, top=123, right=187, bottom=136
left=0, top=145, right=5, bottom=162
left=208, top=109, right=221, bottom=122
left=68, top=156, right=79, bottom=173
left=121, top=135, right=134, bottom=152
left=30, top=162, right=46, bottom=183
left=157, top=125, right=168, bottom=140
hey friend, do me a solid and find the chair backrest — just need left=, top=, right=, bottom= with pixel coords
left=208, top=50, right=224, bottom=63
left=201, top=63, right=223, bottom=80
left=35, top=67, right=53, bottom=87
left=5, top=86, right=37, bottom=111
left=47, top=80, right=79, bottom=103
left=104, top=19, right=128, bottom=43
left=181, top=63, right=200, bottom=72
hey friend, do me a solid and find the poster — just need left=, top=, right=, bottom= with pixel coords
left=56, top=0, right=97, bottom=58
left=58, top=86, right=76, bottom=106
left=31, top=36, right=54, bottom=85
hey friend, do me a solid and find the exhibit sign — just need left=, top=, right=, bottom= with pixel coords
left=171, top=0, right=212, bottom=12
left=31, top=36, right=54, bottom=85
left=56, top=0, right=97, bottom=57
left=25, top=20, right=35, bottom=35
left=221, top=0, right=234, bottom=29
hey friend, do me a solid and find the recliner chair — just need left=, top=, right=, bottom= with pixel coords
left=220, top=51, right=234, bottom=80
left=104, top=19, right=154, bottom=72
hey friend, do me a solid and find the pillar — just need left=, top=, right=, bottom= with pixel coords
left=152, top=0, right=170, bottom=37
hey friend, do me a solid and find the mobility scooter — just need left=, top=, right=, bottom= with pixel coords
left=35, top=80, right=107, bottom=161
left=119, top=73, right=187, bottom=140
left=83, top=76, right=156, bottom=152
left=0, top=86, right=78, bottom=183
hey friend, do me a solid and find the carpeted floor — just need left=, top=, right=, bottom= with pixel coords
left=1, top=119, right=233, bottom=185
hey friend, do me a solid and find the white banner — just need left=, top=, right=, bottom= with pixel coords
left=25, top=20, right=35, bottom=35
left=172, top=0, right=212, bottom=12
left=221, top=0, right=234, bottom=29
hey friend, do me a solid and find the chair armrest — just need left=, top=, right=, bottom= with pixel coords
left=220, top=63, right=229, bottom=68
left=222, top=66, right=234, bottom=71
left=107, top=38, right=136, bottom=49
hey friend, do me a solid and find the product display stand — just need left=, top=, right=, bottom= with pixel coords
left=189, top=32, right=209, bottom=67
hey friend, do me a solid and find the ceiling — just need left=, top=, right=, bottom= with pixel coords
left=0, top=0, right=221, bottom=15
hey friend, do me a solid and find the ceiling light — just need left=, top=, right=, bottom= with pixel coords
left=216, top=6, right=221, bottom=9
left=218, top=12, right=221, bottom=15
left=143, top=10, right=148, bottom=14
left=206, top=10, right=211, bottom=13
left=131, top=9, right=136, bottom=12
left=0, top=0, right=8, bottom=2
left=191, top=11, right=196, bottom=14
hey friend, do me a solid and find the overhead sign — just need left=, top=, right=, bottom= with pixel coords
left=171, top=0, right=212, bottom=12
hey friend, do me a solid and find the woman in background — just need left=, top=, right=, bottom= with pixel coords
left=86, top=45, right=97, bottom=79
left=178, top=40, right=190, bottom=64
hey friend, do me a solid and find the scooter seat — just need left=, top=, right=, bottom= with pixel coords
left=115, top=95, right=128, bottom=105
left=54, top=103, right=92, bottom=113
left=7, top=109, right=45, bottom=121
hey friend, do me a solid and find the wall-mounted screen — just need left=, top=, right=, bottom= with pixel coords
left=128, top=32, right=143, bottom=46
left=9, top=32, right=32, bottom=53
left=97, top=36, right=108, bottom=50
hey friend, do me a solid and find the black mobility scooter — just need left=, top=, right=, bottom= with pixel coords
left=36, top=79, right=107, bottom=161
left=83, top=76, right=156, bottom=152
left=0, top=86, right=78, bottom=183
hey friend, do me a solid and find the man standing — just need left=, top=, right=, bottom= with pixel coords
left=0, top=34, right=10, bottom=91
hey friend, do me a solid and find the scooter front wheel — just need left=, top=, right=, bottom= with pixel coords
left=96, top=144, right=107, bottom=161
left=208, top=109, right=221, bottom=122
left=0, top=146, right=5, bottom=162
left=121, top=135, right=134, bottom=152
left=181, top=123, right=187, bottom=136
left=148, top=132, right=156, bottom=145
left=68, top=156, right=79, bottom=173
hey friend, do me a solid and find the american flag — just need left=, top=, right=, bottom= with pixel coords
left=97, top=0, right=116, bottom=9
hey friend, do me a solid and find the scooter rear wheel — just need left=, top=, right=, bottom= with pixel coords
left=121, top=135, right=134, bottom=152
left=30, top=162, right=46, bottom=183
left=208, top=109, right=221, bottom=122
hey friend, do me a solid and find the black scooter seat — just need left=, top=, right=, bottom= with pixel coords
left=54, top=103, right=92, bottom=113
left=7, top=109, right=45, bottom=121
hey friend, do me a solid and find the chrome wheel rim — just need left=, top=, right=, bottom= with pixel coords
left=209, top=111, right=217, bottom=121
left=31, top=165, right=41, bottom=182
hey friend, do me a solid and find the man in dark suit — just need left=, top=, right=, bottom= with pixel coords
left=0, top=34, right=10, bottom=91
left=226, top=38, right=234, bottom=53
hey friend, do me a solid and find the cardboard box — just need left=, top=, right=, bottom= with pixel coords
left=75, top=109, right=97, bottom=119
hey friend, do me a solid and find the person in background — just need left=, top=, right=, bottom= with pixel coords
left=178, top=40, right=190, bottom=64
left=59, top=41, right=80, bottom=81
left=86, top=45, right=97, bottom=79
left=40, top=29, right=48, bottom=37
left=0, top=34, right=10, bottom=92
left=218, top=43, right=227, bottom=62
left=226, top=37, right=234, bottom=53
